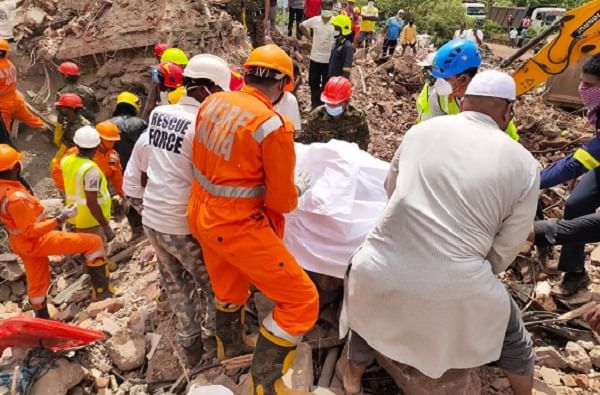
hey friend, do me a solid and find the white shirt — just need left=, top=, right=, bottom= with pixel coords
left=142, top=96, right=199, bottom=235
left=300, top=16, right=335, bottom=63
left=466, top=29, right=484, bottom=45
left=275, top=92, right=301, bottom=132
left=340, top=112, right=539, bottom=378
left=123, top=131, right=150, bottom=199
left=0, top=1, right=16, bottom=39
left=453, top=29, right=467, bottom=40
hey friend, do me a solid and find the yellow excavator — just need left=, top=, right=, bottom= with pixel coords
left=500, top=0, right=600, bottom=102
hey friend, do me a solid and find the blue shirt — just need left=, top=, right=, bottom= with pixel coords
left=385, top=17, right=404, bottom=40
left=540, top=134, right=600, bottom=188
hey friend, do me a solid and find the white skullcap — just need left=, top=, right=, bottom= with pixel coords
left=465, top=70, right=516, bottom=101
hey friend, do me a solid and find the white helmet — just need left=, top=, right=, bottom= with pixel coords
left=183, top=54, right=231, bottom=91
left=73, top=126, right=101, bottom=148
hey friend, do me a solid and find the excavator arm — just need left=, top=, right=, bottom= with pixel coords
left=501, top=0, right=600, bottom=97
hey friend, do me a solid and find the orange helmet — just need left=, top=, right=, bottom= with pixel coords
left=243, top=44, right=294, bottom=91
left=57, top=61, right=80, bottom=77
left=0, top=39, right=10, bottom=53
left=96, top=121, right=121, bottom=141
left=55, top=93, right=83, bottom=109
left=0, top=144, right=21, bottom=172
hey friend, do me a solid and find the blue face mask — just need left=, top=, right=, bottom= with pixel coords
left=325, top=104, right=344, bottom=117
left=321, top=10, right=333, bottom=18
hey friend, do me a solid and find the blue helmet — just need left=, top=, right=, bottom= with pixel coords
left=432, top=39, right=481, bottom=79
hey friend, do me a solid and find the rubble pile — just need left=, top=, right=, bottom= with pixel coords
left=0, top=253, right=26, bottom=305
left=16, top=0, right=248, bottom=119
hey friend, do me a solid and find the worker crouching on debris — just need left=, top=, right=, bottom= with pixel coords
left=0, top=39, right=44, bottom=133
left=187, top=44, right=318, bottom=394
left=535, top=54, right=600, bottom=296
left=51, top=121, right=124, bottom=198
left=339, top=71, right=539, bottom=395
left=0, top=144, right=109, bottom=318
left=142, top=54, right=232, bottom=366
left=300, top=76, right=370, bottom=150
left=51, top=93, right=92, bottom=165
left=60, top=126, right=116, bottom=300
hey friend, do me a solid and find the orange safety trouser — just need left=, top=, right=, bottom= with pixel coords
left=9, top=230, right=105, bottom=304
left=188, top=202, right=319, bottom=339
left=0, top=92, right=44, bottom=129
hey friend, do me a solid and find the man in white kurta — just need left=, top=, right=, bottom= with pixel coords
left=338, top=70, right=540, bottom=395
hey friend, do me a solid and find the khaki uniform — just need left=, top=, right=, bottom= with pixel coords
left=228, top=0, right=266, bottom=48
left=57, top=84, right=99, bottom=123
left=300, top=104, right=370, bottom=151
left=62, top=115, right=92, bottom=148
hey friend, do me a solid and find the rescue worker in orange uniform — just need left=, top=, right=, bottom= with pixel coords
left=0, top=39, right=44, bottom=133
left=0, top=144, right=109, bottom=319
left=51, top=121, right=124, bottom=197
left=187, top=44, right=318, bottom=394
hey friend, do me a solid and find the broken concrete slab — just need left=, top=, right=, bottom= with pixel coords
left=282, top=342, right=313, bottom=391
left=540, top=367, right=561, bottom=386
left=86, top=298, right=124, bottom=318
left=30, top=359, right=85, bottom=395
left=565, top=341, right=592, bottom=373
left=52, top=274, right=90, bottom=305
left=0, top=261, right=24, bottom=282
left=536, top=346, right=569, bottom=370
left=106, top=329, right=146, bottom=371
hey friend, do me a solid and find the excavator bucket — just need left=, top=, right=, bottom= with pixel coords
left=543, top=60, right=584, bottom=109
left=0, top=316, right=104, bottom=353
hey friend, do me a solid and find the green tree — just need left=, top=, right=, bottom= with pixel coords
left=374, top=0, right=467, bottom=44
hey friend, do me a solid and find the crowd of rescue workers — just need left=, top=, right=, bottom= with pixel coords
left=3, top=0, right=600, bottom=394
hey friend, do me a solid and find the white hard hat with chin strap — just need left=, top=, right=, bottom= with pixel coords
left=184, top=54, right=232, bottom=91
left=73, top=126, right=101, bottom=149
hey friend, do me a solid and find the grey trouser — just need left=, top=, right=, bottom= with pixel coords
left=144, top=226, right=216, bottom=347
left=347, top=296, right=534, bottom=375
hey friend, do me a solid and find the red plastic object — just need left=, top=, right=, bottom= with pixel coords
left=0, top=316, right=104, bottom=353
left=230, top=70, right=245, bottom=91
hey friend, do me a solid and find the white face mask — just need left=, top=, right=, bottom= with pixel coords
left=325, top=104, right=344, bottom=117
left=321, top=9, right=332, bottom=18
left=433, top=78, right=453, bottom=96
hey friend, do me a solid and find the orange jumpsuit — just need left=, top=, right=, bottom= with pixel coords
left=0, top=179, right=105, bottom=307
left=0, top=58, right=44, bottom=130
left=187, top=85, right=319, bottom=339
left=50, top=145, right=124, bottom=196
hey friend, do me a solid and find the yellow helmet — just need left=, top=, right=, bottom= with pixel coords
left=331, top=14, right=353, bottom=36
left=160, top=48, right=189, bottom=66
left=116, top=91, right=141, bottom=112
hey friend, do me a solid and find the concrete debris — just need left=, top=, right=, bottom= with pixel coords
left=52, top=274, right=90, bottom=305
left=590, top=245, right=600, bottom=265
left=86, top=297, right=124, bottom=318
left=540, top=367, right=562, bottom=386
left=564, top=342, right=592, bottom=374
left=536, top=347, right=569, bottom=370
left=282, top=342, right=313, bottom=391
left=0, top=261, right=24, bottom=281
left=30, top=359, right=85, bottom=395
left=106, top=329, right=146, bottom=371
left=589, top=347, right=600, bottom=369
left=534, top=281, right=557, bottom=312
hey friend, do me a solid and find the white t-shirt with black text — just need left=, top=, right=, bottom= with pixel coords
left=142, top=96, right=199, bottom=235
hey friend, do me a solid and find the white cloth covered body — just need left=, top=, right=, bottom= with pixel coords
left=284, top=140, right=389, bottom=278
left=142, top=96, right=199, bottom=235
left=340, top=112, right=540, bottom=378
left=275, top=92, right=302, bottom=132
left=123, top=131, right=150, bottom=199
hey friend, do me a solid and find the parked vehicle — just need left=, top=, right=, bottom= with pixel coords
left=488, top=5, right=566, bottom=29
left=462, top=2, right=487, bottom=20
